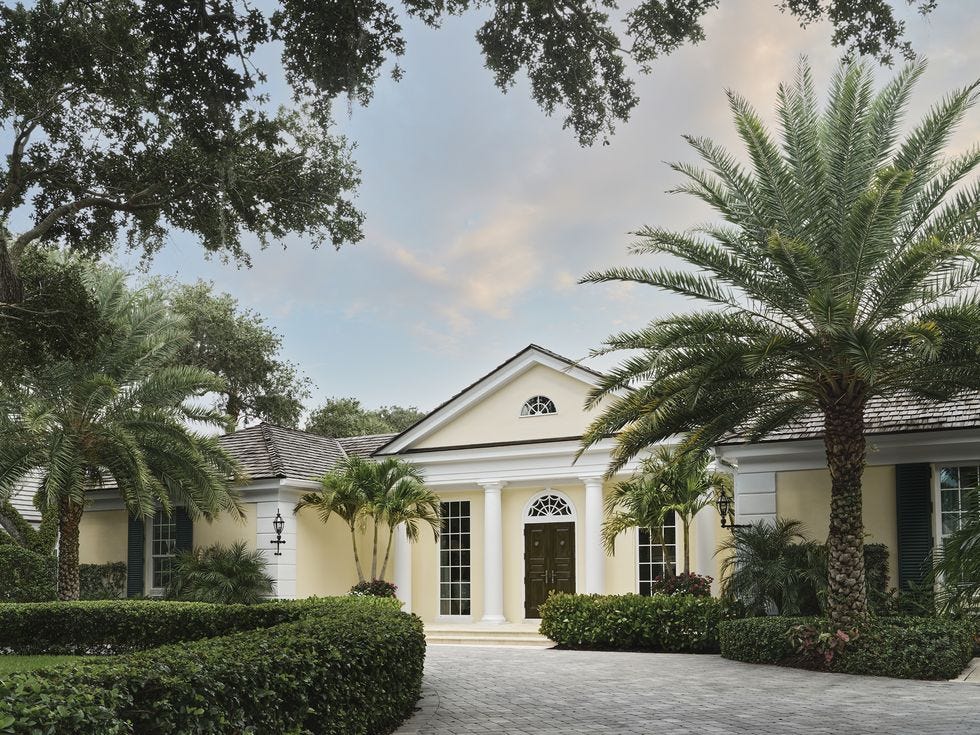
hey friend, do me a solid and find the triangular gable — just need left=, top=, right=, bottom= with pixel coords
left=375, top=344, right=605, bottom=454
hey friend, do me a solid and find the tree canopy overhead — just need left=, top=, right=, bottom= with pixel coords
left=0, top=0, right=945, bottom=303
left=305, top=397, right=425, bottom=438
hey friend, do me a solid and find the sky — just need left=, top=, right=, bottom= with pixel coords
left=112, top=1, right=980, bottom=417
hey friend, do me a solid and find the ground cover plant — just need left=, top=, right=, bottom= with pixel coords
left=0, top=596, right=423, bottom=734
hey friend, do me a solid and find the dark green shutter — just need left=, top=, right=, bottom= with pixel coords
left=175, top=507, right=193, bottom=553
left=895, top=463, right=933, bottom=590
left=126, top=514, right=145, bottom=598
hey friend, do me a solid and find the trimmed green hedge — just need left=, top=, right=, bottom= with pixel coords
left=0, top=596, right=424, bottom=734
left=0, top=546, right=56, bottom=603
left=719, top=616, right=975, bottom=680
left=0, top=597, right=373, bottom=654
left=79, top=562, right=126, bottom=600
left=539, top=593, right=733, bottom=652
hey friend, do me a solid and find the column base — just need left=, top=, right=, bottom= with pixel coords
left=479, top=614, right=506, bottom=624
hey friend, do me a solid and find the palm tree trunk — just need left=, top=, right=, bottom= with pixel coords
left=370, top=521, right=379, bottom=580
left=379, top=525, right=396, bottom=581
left=660, top=532, right=674, bottom=578
left=349, top=524, right=365, bottom=583
left=57, top=498, right=84, bottom=600
left=823, top=395, right=869, bottom=627
left=682, top=516, right=691, bottom=574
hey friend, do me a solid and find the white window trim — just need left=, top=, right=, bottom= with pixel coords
left=522, top=490, right=577, bottom=523
left=145, top=510, right=176, bottom=597
left=435, top=499, right=473, bottom=621
left=635, top=512, right=684, bottom=595
left=518, top=395, right=558, bottom=418
left=931, top=461, right=980, bottom=587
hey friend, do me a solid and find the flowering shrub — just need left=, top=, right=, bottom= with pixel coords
left=350, top=579, right=398, bottom=598
left=788, top=622, right=858, bottom=665
left=650, top=572, right=713, bottom=597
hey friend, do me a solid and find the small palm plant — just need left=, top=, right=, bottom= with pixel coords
left=582, top=60, right=980, bottom=626
left=603, top=446, right=731, bottom=575
left=718, top=519, right=824, bottom=616
left=167, top=541, right=274, bottom=604
left=930, top=518, right=980, bottom=614
left=296, top=456, right=440, bottom=583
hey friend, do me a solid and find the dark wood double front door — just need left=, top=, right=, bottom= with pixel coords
left=524, top=522, right=575, bottom=618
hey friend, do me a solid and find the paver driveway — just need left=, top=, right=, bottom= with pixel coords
left=395, top=645, right=980, bottom=735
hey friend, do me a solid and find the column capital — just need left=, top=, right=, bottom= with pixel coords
left=478, top=480, right=507, bottom=493
left=578, top=474, right=605, bottom=485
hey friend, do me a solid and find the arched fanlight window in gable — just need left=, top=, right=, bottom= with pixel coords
left=520, top=395, right=557, bottom=417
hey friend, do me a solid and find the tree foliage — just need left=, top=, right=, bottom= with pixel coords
left=0, top=1, right=946, bottom=302
left=305, top=397, right=424, bottom=438
left=581, top=60, right=980, bottom=626
left=167, top=280, right=311, bottom=428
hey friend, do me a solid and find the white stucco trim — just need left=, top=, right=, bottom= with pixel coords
left=717, top=428, right=980, bottom=474
left=380, top=348, right=604, bottom=454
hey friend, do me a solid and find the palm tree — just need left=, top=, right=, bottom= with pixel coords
left=296, top=455, right=440, bottom=583
left=0, top=268, right=243, bottom=600
left=930, top=518, right=980, bottom=614
left=603, top=446, right=730, bottom=575
left=580, top=60, right=980, bottom=626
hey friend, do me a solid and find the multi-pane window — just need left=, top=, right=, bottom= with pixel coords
left=939, top=465, right=980, bottom=540
left=638, top=510, right=677, bottom=595
left=151, top=509, right=176, bottom=590
left=520, top=396, right=557, bottom=416
left=439, top=501, right=471, bottom=616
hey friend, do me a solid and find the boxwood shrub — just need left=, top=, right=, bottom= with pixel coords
left=0, top=546, right=56, bottom=603
left=0, top=596, right=424, bottom=734
left=539, top=592, right=733, bottom=652
left=720, top=615, right=975, bottom=680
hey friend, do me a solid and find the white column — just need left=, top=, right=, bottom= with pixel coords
left=393, top=522, right=412, bottom=613
left=581, top=475, right=605, bottom=595
left=256, top=499, right=297, bottom=599
left=694, top=505, right=718, bottom=592
left=480, top=480, right=506, bottom=624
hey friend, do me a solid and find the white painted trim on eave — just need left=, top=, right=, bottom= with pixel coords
left=380, top=348, right=603, bottom=454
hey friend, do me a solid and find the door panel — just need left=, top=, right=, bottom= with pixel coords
left=524, top=522, right=576, bottom=618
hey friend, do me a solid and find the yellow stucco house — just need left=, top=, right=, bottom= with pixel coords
left=42, top=344, right=977, bottom=621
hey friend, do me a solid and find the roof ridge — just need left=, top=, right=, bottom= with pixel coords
left=259, top=423, right=285, bottom=477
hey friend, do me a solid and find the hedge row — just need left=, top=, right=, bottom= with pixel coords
left=0, top=597, right=376, bottom=654
left=539, top=593, right=734, bottom=652
left=719, top=616, right=975, bottom=680
left=0, top=596, right=424, bottom=734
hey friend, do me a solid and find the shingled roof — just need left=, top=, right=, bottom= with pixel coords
left=219, top=424, right=347, bottom=481
left=724, top=391, right=980, bottom=444
left=337, top=433, right=398, bottom=457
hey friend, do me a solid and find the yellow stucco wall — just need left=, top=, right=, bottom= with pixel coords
left=415, top=364, right=603, bottom=449
left=194, top=506, right=256, bottom=550
left=294, top=510, right=394, bottom=598
left=776, top=465, right=899, bottom=587
left=78, top=509, right=128, bottom=564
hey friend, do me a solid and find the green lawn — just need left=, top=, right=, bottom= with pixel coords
left=0, top=655, right=91, bottom=674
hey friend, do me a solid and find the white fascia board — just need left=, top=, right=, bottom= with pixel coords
left=717, top=428, right=980, bottom=473
left=393, top=438, right=644, bottom=489
left=381, top=349, right=603, bottom=455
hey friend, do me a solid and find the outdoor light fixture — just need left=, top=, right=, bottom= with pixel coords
left=716, top=492, right=748, bottom=530
left=271, top=510, right=286, bottom=556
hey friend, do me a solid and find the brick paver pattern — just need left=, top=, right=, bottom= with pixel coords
left=395, top=645, right=980, bottom=735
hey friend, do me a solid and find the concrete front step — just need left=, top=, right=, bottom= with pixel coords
left=425, top=623, right=552, bottom=648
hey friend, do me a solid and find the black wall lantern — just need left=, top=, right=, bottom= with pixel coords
left=271, top=510, right=286, bottom=556
left=716, top=491, right=748, bottom=530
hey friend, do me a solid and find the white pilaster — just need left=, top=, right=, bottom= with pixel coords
left=256, top=500, right=297, bottom=599
left=734, top=471, right=777, bottom=525
left=694, top=505, right=719, bottom=593
left=581, top=475, right=606, bottom=595
left=393, top=522, right=412, bottom=613
left=480, top=480, right=506, bottom=624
